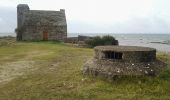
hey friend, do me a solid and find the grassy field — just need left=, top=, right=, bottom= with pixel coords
left=0, top=39, right=170, bottom=100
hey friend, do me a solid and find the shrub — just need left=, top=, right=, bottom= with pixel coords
left=102, top=35, right=116, bottom=45
left=85, top=35, right=118, bottom=48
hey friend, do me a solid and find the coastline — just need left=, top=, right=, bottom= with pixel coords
left=68, top=33, right=170, bottom=52
left=119, top=40, right=170, bottom=52
left=150, top=40, right=170, bottom=45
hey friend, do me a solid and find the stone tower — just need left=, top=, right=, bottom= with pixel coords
left=16, top=4, right=67, bottom=41
left=17, top=4, right=29, bottom=28
left=17, top=4, right=29, bottom=40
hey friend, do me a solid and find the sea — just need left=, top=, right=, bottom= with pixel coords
left=68, top=33, right=170, bottom=52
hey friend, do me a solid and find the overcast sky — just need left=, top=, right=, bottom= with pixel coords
left=0, top=0, right=170, bottom=36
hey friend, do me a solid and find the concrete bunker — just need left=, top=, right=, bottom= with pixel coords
left=83, top=46, right=166, bottom=79
left=94, top=46, right=156, bottom=62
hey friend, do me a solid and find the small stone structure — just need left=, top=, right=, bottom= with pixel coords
left=65, top=35, right=119, bottom=47
left=83, top=46, right=166, bottom=78
left=64, top=35, right=92, bottom=44
left=16, top=4, right=67, bottom=41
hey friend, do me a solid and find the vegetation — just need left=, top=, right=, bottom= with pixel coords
left=0, top=36, right=16, bottom=47
left=85, top=35, right=118, bottom=47
left=0, top=38, right=169, bottom=99
left=15, top=27, right=25, bottom=34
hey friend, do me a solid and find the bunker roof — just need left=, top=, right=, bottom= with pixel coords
left=94, top=46, right=156, bottom=52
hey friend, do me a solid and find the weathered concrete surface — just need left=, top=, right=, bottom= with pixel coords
left=17, top=4, right=67, bottom=41
left=83, top=46, right=167, bottom=79
left=94, top=46, right=156, bottom=62
left=83, top=59, right=166, bottom=78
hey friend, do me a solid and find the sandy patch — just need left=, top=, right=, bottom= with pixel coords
left=0, top=51, right=54, bottom=84
left=25, top=51, right=54, bottom=59
left=0, top=60, right=35, bottom=83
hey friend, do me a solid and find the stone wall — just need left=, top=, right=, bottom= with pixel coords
left=17, top=4, right=67, bottom=41
left=64, top=37, right=78, bottom=43
left=17, top=4, right=30, bottom=28
left=21, top=26, right=67, bottom=41
left=17, top=4, right=30, bottom=40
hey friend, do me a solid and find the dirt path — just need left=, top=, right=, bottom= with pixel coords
left=0, top=60, right=35, bottom=83
left=0, top=50, right=53, bottom=84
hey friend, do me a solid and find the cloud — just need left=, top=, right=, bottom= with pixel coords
left=0, top=6, right=16, bottom=36
left=68, top=15, right=170, bottom=33
left=0, top=17, right=3, bottom=22
left=0, top=0, right=170, bottom=35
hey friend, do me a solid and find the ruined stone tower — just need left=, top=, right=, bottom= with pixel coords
left=16, top=4, right=67, bottom=41
left=17, top=4, right=30, bottom=40
left=17, top=4, right=29, bottom=28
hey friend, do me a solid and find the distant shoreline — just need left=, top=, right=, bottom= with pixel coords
left=150, top=41, right=170, bottom=45
left=0, top=34, right=170, bottom=52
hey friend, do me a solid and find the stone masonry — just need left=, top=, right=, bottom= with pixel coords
left=16, top=4, right=67, bottom=41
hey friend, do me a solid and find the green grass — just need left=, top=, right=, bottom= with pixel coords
left=0, top=40, right=170, bottom=100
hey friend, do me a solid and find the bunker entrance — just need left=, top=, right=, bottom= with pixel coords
left=104, top=51, right=123, bottom=59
